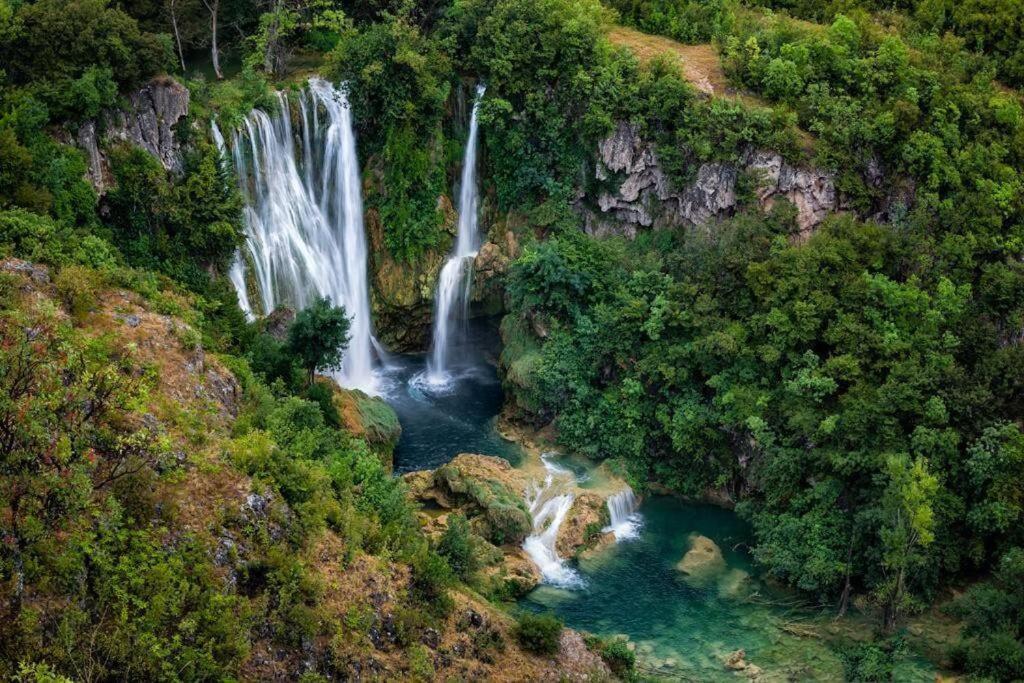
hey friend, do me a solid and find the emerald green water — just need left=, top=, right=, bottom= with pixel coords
left=523, top=496, right=834, bottom=679
left=385, top=320, right=937, bottom=681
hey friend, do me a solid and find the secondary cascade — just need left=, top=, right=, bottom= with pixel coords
left=603, top=486, right=642, bottom=541
left=218, top=78, right=382, bottom=394
left=522, top=453, right=584, bottom=587
left=425, top=84, right=486, bottom=384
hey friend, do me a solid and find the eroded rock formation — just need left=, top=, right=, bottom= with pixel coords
left=77, top=76, right=190, bottom=193
left=583, top=121, right=840, bottom=238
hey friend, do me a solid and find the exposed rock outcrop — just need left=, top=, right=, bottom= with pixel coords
left=555, top=492, right=613, bottom=558
left=583, top=121, right=839, bottom=237
left=367, top=201, right=450, bottom=351
left=77, top=76, right=190, bottom=193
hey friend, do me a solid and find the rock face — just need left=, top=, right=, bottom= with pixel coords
left=367, top=202, right=450, bottom=351
left=77, top=76, right=190, bottom=193
left=583, top=121, right=839, bottom=237
left=555, top=492, right=613, bottom=558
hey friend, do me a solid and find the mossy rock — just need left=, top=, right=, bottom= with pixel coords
left=432, top=459, right=532, bottom=545
left=329, top=383, right=402, bottom=464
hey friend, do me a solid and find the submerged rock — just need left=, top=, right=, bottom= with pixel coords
left=676, top=533, right=726, bottom=582
left=718, top=567, right=753, bottom=599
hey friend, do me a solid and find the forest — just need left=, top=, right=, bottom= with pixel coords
left=1, top=0, right=1023, bottom=680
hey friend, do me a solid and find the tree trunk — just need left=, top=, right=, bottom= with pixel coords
left=169, top=0, right=187, bottom=72
left=263, top=0, right=282, bottom=77
left=883, top=566, right=905, bottom=632
left=836, top=537, right=854, bottom=618
left=203, top=0, right=223, bottom=79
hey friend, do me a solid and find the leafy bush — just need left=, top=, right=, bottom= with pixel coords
left=437, top=513, right=479, bottom=581
left=513, top=612, right=563, bottom=655
left=585, top=634, right=636, bottom=676
left=605, top=0, right=733, bottom=43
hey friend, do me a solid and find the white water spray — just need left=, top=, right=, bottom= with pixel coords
left=425, top=84, right=486, bottom=384
left=523, top=453, right=584, bottom=587
left=220, top=78, right=382, bottom=393
left=603, top=486, right=642, bottom=541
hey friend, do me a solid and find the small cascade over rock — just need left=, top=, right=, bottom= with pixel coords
left=219, top=78, right=383, bottom=393
left=523, top=453, right=583, bottom=587
left=425, top=84, right=486, bottom=385
left=603, top=486, right=642, bottom=541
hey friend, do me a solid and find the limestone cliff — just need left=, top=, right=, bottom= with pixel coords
left=76, top=76, right=191, bottom=193
left=581, top=121, right=844, bottom=238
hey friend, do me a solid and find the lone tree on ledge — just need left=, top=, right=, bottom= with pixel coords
left=286, top=296, right=351, bottom=384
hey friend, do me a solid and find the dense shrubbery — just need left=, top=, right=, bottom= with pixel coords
left=605, top=0, right=733, bottom=43
left=513, top=612, right=563, bottom=654
left=327, top=14, right=453, bottom=260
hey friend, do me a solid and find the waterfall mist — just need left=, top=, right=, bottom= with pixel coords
left=425, top=84, right=486, bottom=385
left=220, top=78, right=383, bottom=394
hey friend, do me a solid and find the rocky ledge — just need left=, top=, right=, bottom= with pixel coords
left=77, top=76, right=190, bottom=193
left=581, top=121, right=909, bottom=239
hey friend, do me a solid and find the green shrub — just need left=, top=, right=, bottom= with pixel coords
left=54, top=264, right=103, bottom=320
left=585, top=635, right=636, bottom=676
left=437, top=513, right=478, bottom=581
left=513, top=612, right=563, bottom=655
left=409, top=549, right=454, bottom=617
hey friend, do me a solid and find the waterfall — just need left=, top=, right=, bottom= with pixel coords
left=425, top=84, right=486, bottom=385
left=603, top=486, right=642, bottom=541
left=522, top=453, right=584, bottom=587
left=212, top=119, right=256, bottom=321
left=219, top=77, right=382, bottom=393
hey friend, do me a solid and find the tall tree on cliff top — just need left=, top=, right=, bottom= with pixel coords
left=200, top=0, right=223, bottom=78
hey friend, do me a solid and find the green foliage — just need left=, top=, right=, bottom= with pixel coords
left=286, top=296, right=352, bottom=384
left=327, top=15, right=452, bottom=260
left=606, top=0, right=733, bottom=43
left=949, top=548, right=1024, bottom=680
left=104, top=141, right=245, bottom=291
left=437, top=513, right=478, bottom=581
left=585, top=634, right=636, bottom=676
left=373, top=122, right=447, bottom=261
left=0, top=0, right=169, bottom=120
left=409, top=548, right=455, bottom=616
left=839, top=637, right=906, bottom=682
left=513, top=612, right=563, bottom=655
left=328, top=15, right=451, bottom=138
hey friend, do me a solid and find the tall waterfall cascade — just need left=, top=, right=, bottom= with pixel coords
left=523, top=454, right=584, bottom=587
left=425, top=84, right=486, bottom=384
left=603, top=486, right=643, bottom=541
left=217, top=78, right=383, bottom=394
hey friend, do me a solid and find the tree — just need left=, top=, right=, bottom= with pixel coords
left=286, top=297, right=351, bottom=384
left=877, top=454, right=938, bottom=631
left=200, top=0, right=223, bottom=79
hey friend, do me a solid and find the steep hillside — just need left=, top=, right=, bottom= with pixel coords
left=0, top=258, right=612, bottom=680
